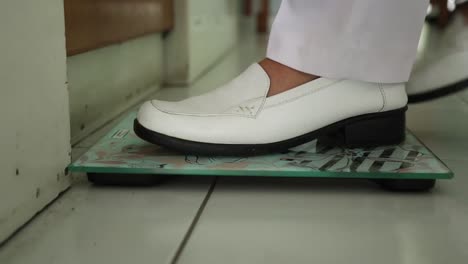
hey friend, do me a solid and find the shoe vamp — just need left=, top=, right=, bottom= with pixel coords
left=153, top=64, right=269, bottom=115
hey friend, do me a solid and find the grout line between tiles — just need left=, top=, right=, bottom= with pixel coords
left=0, top=187, right=71, bottom=248
left=169, top=176, right=218, bottom=264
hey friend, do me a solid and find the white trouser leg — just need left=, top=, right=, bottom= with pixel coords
left=267, top=0, right=429, bottom=83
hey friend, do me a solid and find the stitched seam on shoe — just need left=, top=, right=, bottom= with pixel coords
left=378, top=83, right=387, bottom=112
left=152, top=96, right=266, bottom=118
left=152, top=99, right=255, bottom=116
left=224, top=97, right=266, bottom=117
left=151, top=64, right=270, bottom=119
left=263, top=80, right=342, bottom=109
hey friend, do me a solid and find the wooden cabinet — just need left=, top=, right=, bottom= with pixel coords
left=64, top=0, right=174, bottom=56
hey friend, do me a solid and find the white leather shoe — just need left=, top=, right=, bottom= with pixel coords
left=135, top=64, right=408, bottom=155
left=407, top=12, right=468, bottom=103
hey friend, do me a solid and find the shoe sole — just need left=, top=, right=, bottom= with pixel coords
left=134, top=107, right=407, bottom=156
left=408, top=77, right=468, bottom=103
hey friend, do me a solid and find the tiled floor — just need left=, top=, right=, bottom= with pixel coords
left=1, top=32, right=468, bottom=264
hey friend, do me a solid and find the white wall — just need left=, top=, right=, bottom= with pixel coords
left=0, top=0, right=71, bottom=243
left=165, top=0, right=240, bottom=84
left=68, top=34, right=164, bottom=144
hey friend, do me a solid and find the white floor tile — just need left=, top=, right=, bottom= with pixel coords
left=436, top=159, right=468, bottom=205
left=411, top=93, right=467, bottom=110
left=407, top=102, right=468, bottom=160
left=176, top=171, right=467, bottom=264
left=0, top=178, right=214, bottom=264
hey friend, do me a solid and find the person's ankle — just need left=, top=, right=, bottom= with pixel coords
left=259, top=58, right=319, bottom=97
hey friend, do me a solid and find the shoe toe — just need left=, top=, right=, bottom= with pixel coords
left=136, top=100, right=171, bottom=132
left=136, top=100, right=215, bottom=142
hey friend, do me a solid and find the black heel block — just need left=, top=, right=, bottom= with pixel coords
left=343, top=107, right=407, bottom=148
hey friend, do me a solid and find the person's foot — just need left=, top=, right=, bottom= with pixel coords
left=135, top=63, right=408, bottom=156
left=407, top=4, right=468, bottom=103
left=259, top=58, right=318, bottom=97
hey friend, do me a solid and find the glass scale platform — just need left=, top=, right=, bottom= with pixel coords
left=69, top=112, right=453, bottom=191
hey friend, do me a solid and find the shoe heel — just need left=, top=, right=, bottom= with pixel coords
left=344, top=108, right=407, bottom=147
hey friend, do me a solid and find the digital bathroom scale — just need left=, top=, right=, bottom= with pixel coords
left=69, top=112, right=454, bottom=191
